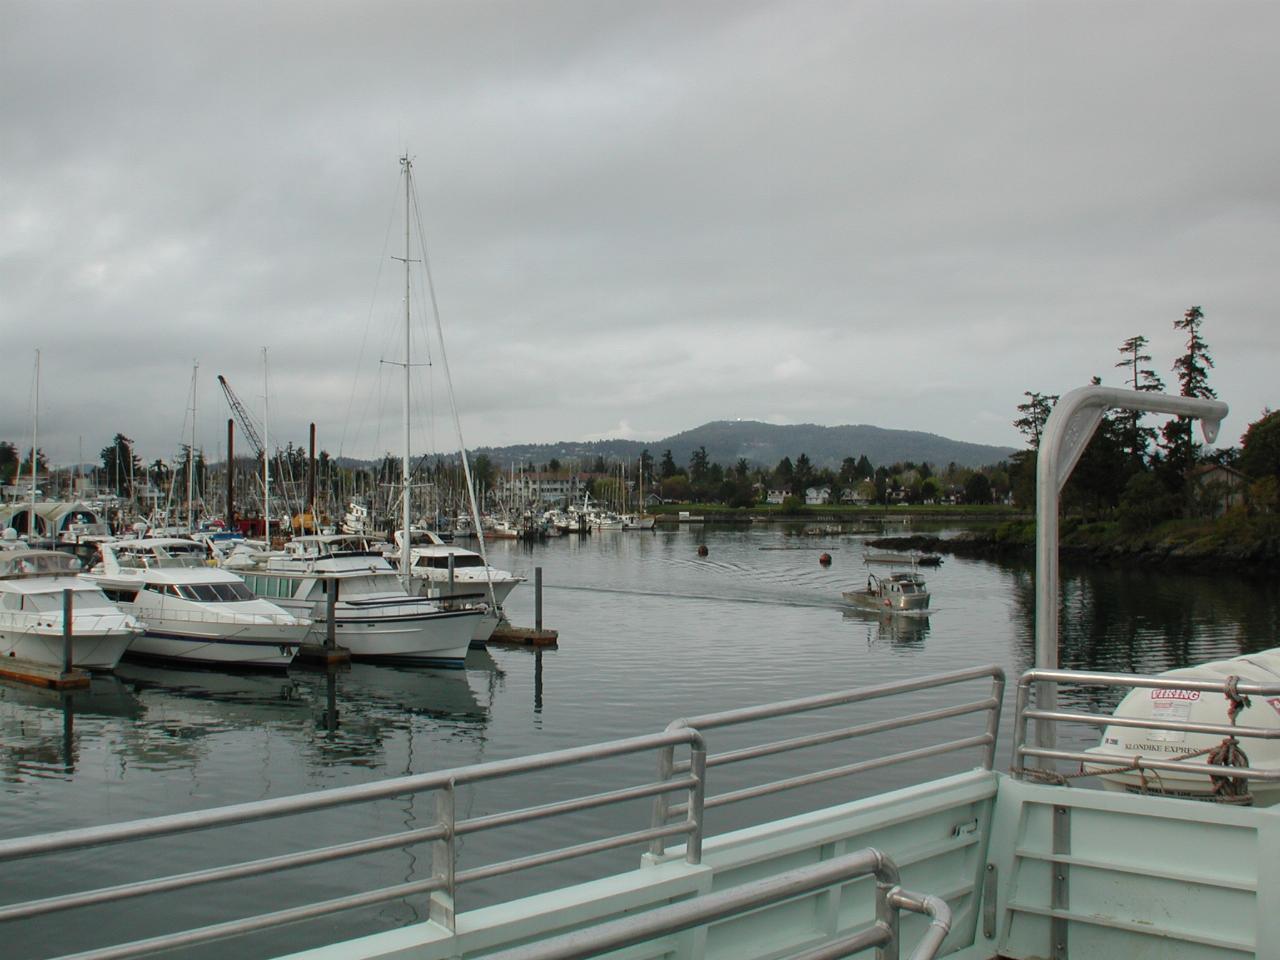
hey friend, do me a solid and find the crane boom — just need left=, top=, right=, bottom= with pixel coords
left=217, top=375, right=266, bottom=459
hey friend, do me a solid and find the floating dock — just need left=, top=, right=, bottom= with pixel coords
left=489, top=624, right=558, bottom=647
left=0, top=657, right=91, bottom=690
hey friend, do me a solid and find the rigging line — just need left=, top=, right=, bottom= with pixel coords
left=408, top=168, right=497, bottom=607
left=338, top=169, right=405, bottom=461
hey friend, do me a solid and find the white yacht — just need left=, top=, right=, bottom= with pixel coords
left=391, top=531, right=523, bottom=646
left=86, top=538, right=309, bottom=669
left=237, top=534, right=480, bottom=666
left=0, top=547, right=140, bottom=670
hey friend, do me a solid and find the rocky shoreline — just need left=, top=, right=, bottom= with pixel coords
left=870, top=529, right=1280, bottom=568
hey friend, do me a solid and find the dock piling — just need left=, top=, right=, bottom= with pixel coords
left=535, top=567, right=543, bottom=632
left=62, top=588, right=73, bottom=675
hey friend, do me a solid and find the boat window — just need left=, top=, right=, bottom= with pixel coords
left=23, top=593, right=60, bottom=613
left=217, top=582, right=255, bottom=602
left=102, top=587, right=139, bottom=603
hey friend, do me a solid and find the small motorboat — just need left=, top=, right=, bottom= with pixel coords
left=863, top=550, right=943, bottom=567
left=1083, top=649, right=1280, bottom=804
left=841, top=571, right=931, bottom=613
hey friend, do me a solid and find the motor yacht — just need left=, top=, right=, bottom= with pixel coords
left=85, top=538, right=309, bottom=669
left=238, top=534, right=480, bottom=666
left=0, top=546, right=140, bottom=670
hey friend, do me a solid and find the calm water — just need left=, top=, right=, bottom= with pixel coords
left=3, top=523, right=1277, bottom=958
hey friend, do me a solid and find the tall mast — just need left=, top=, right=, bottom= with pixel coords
left=187, top=361, right=198, bottom=531
left=263, top=347, right=271, bottom=543
left=28, top=349, right=39, bottom=540
left=398, top=155, right=413, bottom=579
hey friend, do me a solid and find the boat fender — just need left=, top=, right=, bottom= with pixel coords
left=819, top=553, right=832, bottom=566
left=696, top=545, right=708, bottom=557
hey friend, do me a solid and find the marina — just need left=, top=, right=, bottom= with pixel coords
left=2, top=504, right=1279, bottom=956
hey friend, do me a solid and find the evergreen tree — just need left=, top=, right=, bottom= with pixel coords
left=100, top=434, right=142, bottom=496
left=1114, top=335, right=1164, bottom=462
left=659, top=449, right=678, bottom=479
left=1013, top=392, right=1058, bottom=448
left=0, top=441, right=17, bottom=484
left=792, top=453, right=814, bottom=497
left=1159, top=306, right=1216, bottom=479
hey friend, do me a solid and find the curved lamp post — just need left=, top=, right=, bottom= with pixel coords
left=1033, top=385, right=1228, bottom=752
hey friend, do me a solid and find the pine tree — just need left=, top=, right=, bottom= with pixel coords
left=1114, top=335, right=1165, bottom=461
left=1159, top=306, right=1216, bottom=478
left=1013, top=392, right=1058, bottom=448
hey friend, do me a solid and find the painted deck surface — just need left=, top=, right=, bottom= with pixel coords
left=279, top=770, right=1276, bottom=959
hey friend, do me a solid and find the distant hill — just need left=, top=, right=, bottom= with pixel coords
left=469, top=420, right=1014, bottom=471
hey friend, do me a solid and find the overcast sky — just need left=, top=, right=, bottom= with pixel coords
left=3, top=1, right=1276, bottom=467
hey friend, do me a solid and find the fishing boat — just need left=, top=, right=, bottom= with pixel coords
left=841, top=570, right=931, bottom=612
left=85, top=537, right=310, bottom=669
left=0, top=545, right=140, bottom=670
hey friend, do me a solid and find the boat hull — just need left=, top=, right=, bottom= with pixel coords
left=0, top=622, right=137, bottom=671
left=841, top=590, right=931, bottom=613
left=125, top=623, right=305, bottom=669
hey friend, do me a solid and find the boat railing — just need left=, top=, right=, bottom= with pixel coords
left=650, top=664, right=1005, bottom=855
left=137, top=607, right=307, bottom=628
left=481, top=847, right=952, bottom=960
left=0, top=727, right=708, bottom=958
left=1011, top=667, right=1280, bottom=787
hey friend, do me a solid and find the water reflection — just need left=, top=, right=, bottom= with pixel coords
left=841, top=609, right=932, bottom=649
left=0, top=675, right=141, bottom=775
left=0, top=657, right=495, bottom=783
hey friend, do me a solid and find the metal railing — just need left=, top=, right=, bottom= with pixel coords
left=481, top=848, right=952, bottom=960
left=0, top=666, right=1003, bottom=960
left=0, top=728, right=706, bottom=960
left=650, top=664, right=1005, bottom=855
left=1012, top=668, right=1280, bottom=790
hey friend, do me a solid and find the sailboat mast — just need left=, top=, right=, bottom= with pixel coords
left=187, top=361, right=198, bottom=531
left=28, top=349, right=39, bottom=541
left=401, top=155, right=412, bottom=579
left=263, top=348, right=270, bottom=544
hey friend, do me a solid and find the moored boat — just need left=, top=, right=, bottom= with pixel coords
left=86, top=537, right=309, bottom=670
left=239, top=534, right=479, bottom=666
left=390, top=530, right=522, bottom=647
left=0, top=546, right=140, bottom=670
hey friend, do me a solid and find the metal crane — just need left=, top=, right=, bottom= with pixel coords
left=216, top=375, right=265, bottom=460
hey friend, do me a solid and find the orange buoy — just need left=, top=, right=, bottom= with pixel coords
left=819, top=553, right=832, bottom=566
left=696, top=545, right=709, bottom=557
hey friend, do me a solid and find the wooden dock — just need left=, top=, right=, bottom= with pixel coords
left=489, top=625, right=559, bottom=647
left=0, top=658, right=91, bottom=690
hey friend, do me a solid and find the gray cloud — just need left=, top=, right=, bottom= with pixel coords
left=3, top=0, right=1277, bottom=467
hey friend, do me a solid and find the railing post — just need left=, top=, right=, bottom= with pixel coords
left=876, top=877, right=900, bottom=960
left=984, top=671, right=1005, bottom=770
left=325, top=577, right=338, bottom=651
left=686, top=733, right=706, bottom=865
left=649, top=742, right=675, bottom=858
left=62, top=588, right=73, bottom=674
left=1010, top=676, right=1032, bottom=778
left=430, top=779, right=456, bottom=931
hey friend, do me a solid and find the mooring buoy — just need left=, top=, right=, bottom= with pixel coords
left=697, top=545, right=709, bottom=557
left=819, top=552, right=832, bottom=566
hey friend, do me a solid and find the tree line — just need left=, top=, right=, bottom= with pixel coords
left=1010, top=306, right=1279, bottom=528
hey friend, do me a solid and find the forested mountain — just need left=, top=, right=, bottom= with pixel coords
left=469, top=420, right=1014, bottom=471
